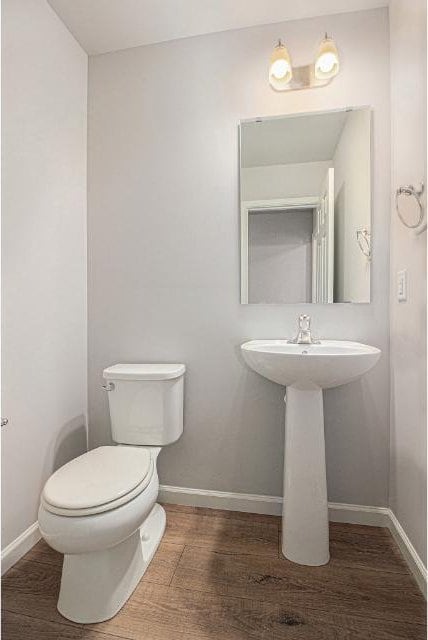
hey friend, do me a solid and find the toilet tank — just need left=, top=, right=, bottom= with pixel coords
left=103, top=364, right=185, bottom=446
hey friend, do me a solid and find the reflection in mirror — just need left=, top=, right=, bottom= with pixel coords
left=240, top=108, right=371, bottom=304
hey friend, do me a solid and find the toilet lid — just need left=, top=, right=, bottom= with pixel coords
left=42, top=446, right=153, bottom=512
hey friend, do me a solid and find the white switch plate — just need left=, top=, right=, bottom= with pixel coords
left=397, top=269, right=407, bottom=302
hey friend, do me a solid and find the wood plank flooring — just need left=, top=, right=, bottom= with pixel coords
left=2, top=503, right=426, bottom=639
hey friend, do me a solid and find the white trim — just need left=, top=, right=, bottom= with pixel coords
left=1, top=522, right=41, bottom=575
left=159, top=485, right=426, bottom=596
left=160, top=484, right=283, bottom=515
left=240, top=205, right=249, bottom=304
left=387, top=510, right=427, bottom=598
left=242, top=197, right=320, bottom=212
left=327, top=501, right=391, bottom=526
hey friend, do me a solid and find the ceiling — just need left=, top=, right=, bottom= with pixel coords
left=241, top=110, right=348, bottom=167
left=47, top=0, right=388, bottom=56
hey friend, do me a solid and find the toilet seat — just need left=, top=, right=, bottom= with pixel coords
left=42, top=446, right=154, bottom=517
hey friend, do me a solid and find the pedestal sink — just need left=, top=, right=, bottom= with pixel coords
left=241, top=339, right=381, bottom=566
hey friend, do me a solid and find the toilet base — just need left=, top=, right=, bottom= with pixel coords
left=57, top=503, right=166, bottom=624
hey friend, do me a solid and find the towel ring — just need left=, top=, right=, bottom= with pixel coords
left=395, top=183, right=424, bottom=229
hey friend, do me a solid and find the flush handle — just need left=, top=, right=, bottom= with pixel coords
left=1, top=418, right=8, bottom=427
left=101, top=382, right=115, bottom=391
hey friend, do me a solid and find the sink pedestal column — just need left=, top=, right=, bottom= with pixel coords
left=282, top=385, right=330, bottom=566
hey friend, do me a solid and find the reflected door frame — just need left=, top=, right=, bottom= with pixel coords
left=240, top=196, right=319, bottom=304
left=312, top=168, right=335, bottom=304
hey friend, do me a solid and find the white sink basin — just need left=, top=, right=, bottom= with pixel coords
left=240, top=337, right=381, bottom=567
left=241, top=340, right=381, bottom=389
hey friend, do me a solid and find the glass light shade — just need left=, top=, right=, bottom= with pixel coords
left=269, top=41, right=292, bottom=90
left=314, top=36, right=339, bottom=80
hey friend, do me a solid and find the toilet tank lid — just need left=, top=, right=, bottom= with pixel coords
left=103, top=363, right=185, bottom=381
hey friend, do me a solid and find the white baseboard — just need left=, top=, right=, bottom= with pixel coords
left=159, top=484, right=426, bottom=596
left=159, top=484, right=283, bottom=515
left=1, top=522, right=41, bottom=576
left=328, top=501, right=391, bottom=526
left=387, top=510, right=427, bottom=598
left=158, top=485, right=391, bottom=525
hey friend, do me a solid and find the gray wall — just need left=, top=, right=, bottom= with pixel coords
left=2, top=0, right=88, bottom=548
left=88, top=8, right=391, bottom=505
left=248, top=210, right=313, bottom=303
left=389, top=0, right=427, bottom=563
left=333, top=109, right=371, bottom=303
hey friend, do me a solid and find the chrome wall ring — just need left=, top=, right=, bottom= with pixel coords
left=395, top=183, right=424, bottom=229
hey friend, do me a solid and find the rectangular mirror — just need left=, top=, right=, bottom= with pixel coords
left=240, top=107, right=371, bottom=304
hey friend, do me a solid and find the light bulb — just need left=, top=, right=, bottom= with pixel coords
left=270, top=58, right=291, bottom=80
left=316, top=52, right=336, bottom=74
left=269, top=40, right=293, bottom=90
left=315, top=35, right=339, bottom=80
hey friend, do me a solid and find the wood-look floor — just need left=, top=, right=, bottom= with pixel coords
left=2, top=503, right=426, bottom=639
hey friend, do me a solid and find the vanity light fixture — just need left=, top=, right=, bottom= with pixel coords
left=269, top=34, right=340, bottom=92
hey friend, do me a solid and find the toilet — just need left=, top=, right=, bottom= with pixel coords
left=38, top=363, right=185, bottom=624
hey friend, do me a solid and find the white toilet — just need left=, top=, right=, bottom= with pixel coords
left=38, top=363, right=185, bottom=624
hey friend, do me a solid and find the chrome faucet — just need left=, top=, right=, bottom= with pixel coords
left=288, top=314, right=320, bottom=345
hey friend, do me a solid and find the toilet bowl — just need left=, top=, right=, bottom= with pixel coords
left=38, top=363, right=185, bottom=624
